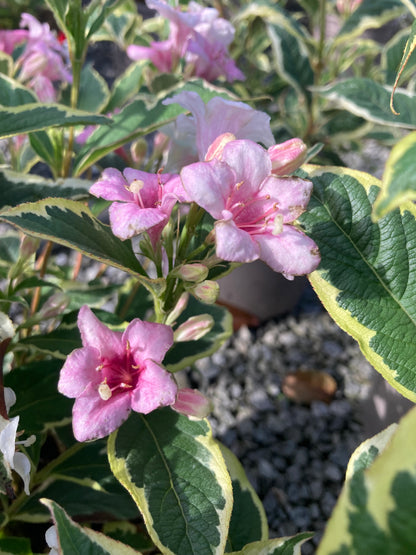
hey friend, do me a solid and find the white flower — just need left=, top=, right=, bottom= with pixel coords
left=0, top=387, right=35, bottom=495
left=45, top=525, right=60, bottom=555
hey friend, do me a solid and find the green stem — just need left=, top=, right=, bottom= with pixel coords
left=62, top=55, right=83, bottom=177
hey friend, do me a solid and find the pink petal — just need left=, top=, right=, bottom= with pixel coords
left=90, top=168, right=132, bottom=202
left=215, top=220, right=259, bottom=262
left=131, top=361, right=177, bottom=414
left=58, top=346, right=101, bottom=398
left=256, top=225, right=320, bottom=278
left=180, top=159, right=234, bottom=218
left=109, top=202, right=166, bottom=240
left=123, top=320, right=173, bottom=364
left=221, top=140, right=271, bottom=200
left=78, top=306, right=124, bottom=359
left=260, top=176, right=313, bottom=223
left=72, top=385, right=132, bottom=442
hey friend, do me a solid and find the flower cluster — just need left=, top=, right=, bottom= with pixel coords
left=60, top=91, right=320, bottom=442
left=127, top=0, right=244, bottom=82
left=0, top=13, right=71, bottom=101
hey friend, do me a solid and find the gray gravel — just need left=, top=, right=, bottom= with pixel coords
left=188, top=287, right=373, bottom=553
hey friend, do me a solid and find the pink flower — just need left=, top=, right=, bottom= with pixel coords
left=180, top=138, right=320, bottom=279
left=127, top=0, right=243, bottom=82
left=0, top=29, right=28, bottom=55
left=4, top=13, right=73, bottom=101
left=89, top=167, right=186, bottom=245
left=58, top=306, right=177, bottom=442
left=162, top=91, right=275, bottom=172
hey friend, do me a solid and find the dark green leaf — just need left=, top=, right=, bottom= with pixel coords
left=109, top=409, right=233, bottom=555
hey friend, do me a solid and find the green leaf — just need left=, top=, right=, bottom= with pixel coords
left=0, top=169, right=91, bottom=210
left=0, top=74, right=37, bottom=106
left=73, top=97, right=185, bottom=175
left=336, top=0, right=404, bottom=42
left=317, top=78, right=416, bottom=129
left=390, top=19, right=416, bottom=114
left=0, top=198, right=147, bottom=278
left=62, top=64, right=110, bottom=113
left=219, top=444, right=268, bottom=552
left=5, top=359, right=72, bottom=435
left=164, top=296, right=233, bottom=372
left=105, top=61, right=145, bottom=113
left=317, top=407, right=416, bottom=554
left=41, top=499, right=142, bottom=554
left=0, top=536, right=32, bottom=555
left=267, top=21, right=313, bottom=101
left=108, top=409, right=233, bottom=555
left=0, top=103, right=111, bottom=139
left=228, top=533, right=313, bottom=555
left=345, top=423, right=398, bottom=480
left=373, top=131, right=416, bottom=218
left=381, top=27, right=416, bottom=86
left=300, top=165, right=416, bottom=401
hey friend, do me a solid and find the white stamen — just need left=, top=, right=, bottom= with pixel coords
left=273, top=214, right=283, bottom=236
left=129, top=179, right=144, bottom=194
left=98, top=383, right=112, bottom=401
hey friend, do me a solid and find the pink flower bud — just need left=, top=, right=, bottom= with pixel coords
left=336, top=0, right=363, bottom=15
left=39, top=292, right=68, bottom=319
left=153, top=132, right=170, bottom=159
left=130, top=138, right=148, bottom=165
left=165, top=292, right=189, bottom=326
left=172, top=388, right=213, bottom=418
left=174, top=314, right=214, bottom=342
left=205, top=132, right=236, bottom=161
left=189, top=280, right=219, bottom=304
left=19, top=235, right=40, bottom=260
left=174, top=263, right=209, bottom=283
left=268, top=138, right=307, bottom=176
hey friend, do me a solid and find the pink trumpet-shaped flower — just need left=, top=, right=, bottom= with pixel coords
left=180, top=137, right=320, bottom=279
left=162, top=91, right=275, bottom=172
left=89, top=167, right=186, bottom=245
left=58, top=306, right=178, bottom=442
left=127, top=0, right=243, bottom=82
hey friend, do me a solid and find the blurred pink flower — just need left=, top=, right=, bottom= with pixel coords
left=180, top=137, right=320, bottom=279
left=127, top=0, right=243, bottom=82
left=0, top=13, right=72, bottom=101
left=58, top=306, right=177, bottom=442
left=162, top=91, right=275, bottom=172
left=0, top=29, right=28, bottom=55
left=90, top=167, right=187, bottom=245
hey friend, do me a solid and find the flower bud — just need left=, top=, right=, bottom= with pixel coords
left=153, top=132, right=170, bottom=159
left=39, top=292, right=68, bottom=319
left=172, top=388, right=213, bottom=419
left=336, top=0, right=362, bottom=15
left=130, top=138, right=148, bottom=165
left=165, top=292, right=189, bottom=326
left=173, top=263, right=209, bottom=283
left=20, top=235, right=40, bottom=261
left=174, top=314, right=214, bottom=342
left=205, top=132, right=236, bottom=161
left=268, top=138, right=307, bottom=176
left=189, top=280, right=219, bottom=304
